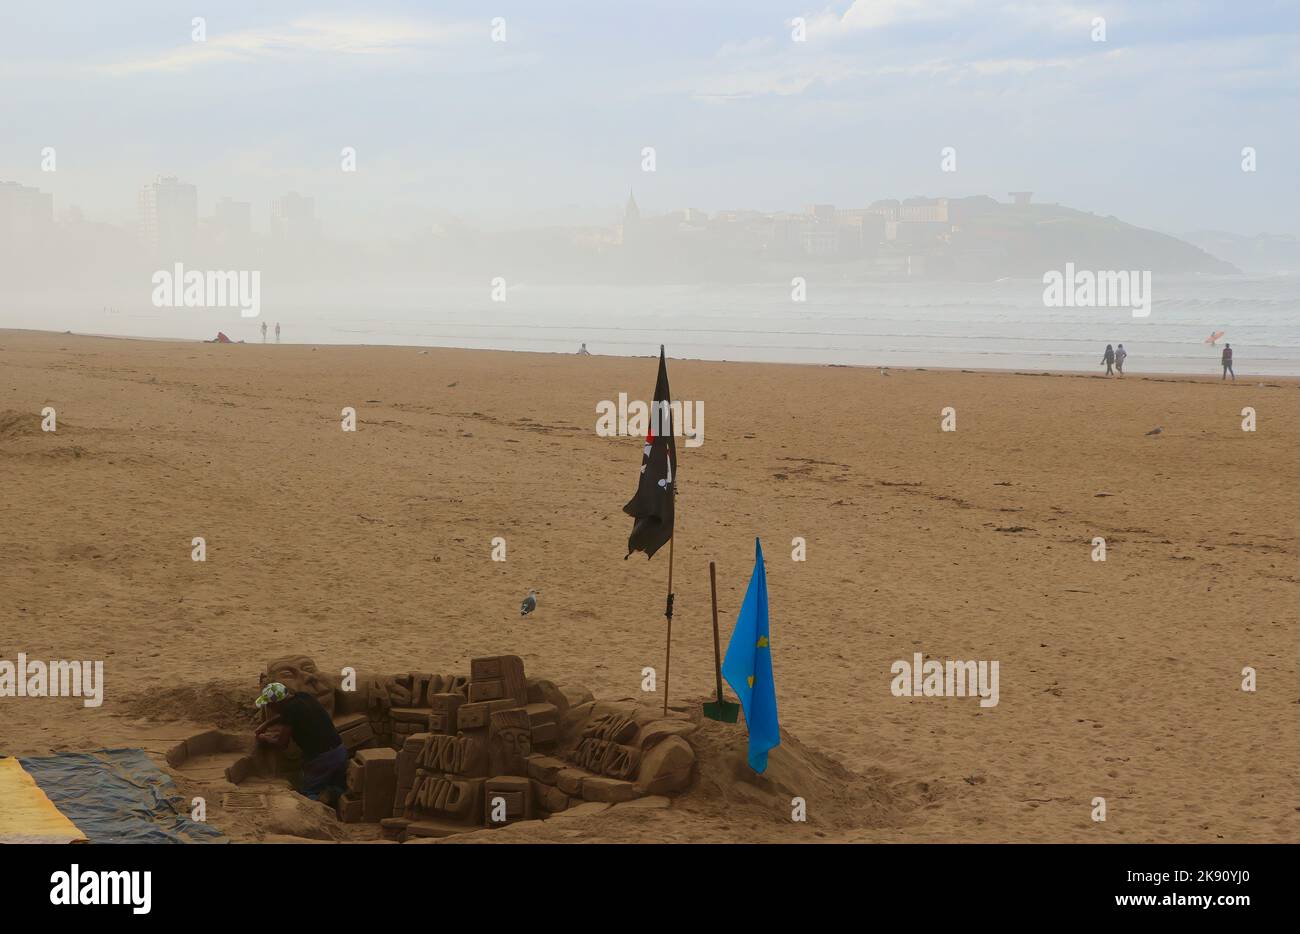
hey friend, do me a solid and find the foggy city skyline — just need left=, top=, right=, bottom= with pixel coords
left=1, top=1, right=1297, bottom=376
left=1, top=0, right=1296, bottom=240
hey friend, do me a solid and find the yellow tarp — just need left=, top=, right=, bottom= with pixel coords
left=0, top=757, right=87, bottom=844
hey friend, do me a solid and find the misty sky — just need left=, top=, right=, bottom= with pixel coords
left=1, top=0, right=1296, bottom=238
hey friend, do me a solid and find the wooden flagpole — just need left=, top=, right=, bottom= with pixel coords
left=663, top=535, right=674, bottom=716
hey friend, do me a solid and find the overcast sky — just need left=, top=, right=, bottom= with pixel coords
left=1, top=0, right=1295, bottom=237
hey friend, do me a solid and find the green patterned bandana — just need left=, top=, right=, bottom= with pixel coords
left=255, top=682, right=289, bottom=708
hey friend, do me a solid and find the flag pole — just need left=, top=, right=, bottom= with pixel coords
left=663, top=534, right=674, bottom=716
left=702, top=561, right=740, bottom=722
left=709, top=561, right=722, bottom=704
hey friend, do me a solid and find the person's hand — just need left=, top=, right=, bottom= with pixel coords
left=257, top=724, right=292, bottom=748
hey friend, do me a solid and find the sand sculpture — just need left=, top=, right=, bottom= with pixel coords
left=229, top=653, right=697, bottom=839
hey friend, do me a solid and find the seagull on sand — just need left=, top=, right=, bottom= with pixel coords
left=1145, top=426, right=1163, bottom=436
left=520, top=589, right=541, bottom=617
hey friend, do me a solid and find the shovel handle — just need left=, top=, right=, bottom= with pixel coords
left=710, top=561, right=724, bottom=705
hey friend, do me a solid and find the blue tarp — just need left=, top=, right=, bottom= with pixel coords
left=19, top=748, right=227, bottom=844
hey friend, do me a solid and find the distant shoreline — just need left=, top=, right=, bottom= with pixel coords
left=5, top=327, right=1297, bottom=384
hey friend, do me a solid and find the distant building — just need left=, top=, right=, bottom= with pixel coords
left=800, top=227, right=838, bottom=256
left=887, top=220, right=950, bottom=243
left=864, top=199, right=900, bottom=222
left=270, top=192, right=320, bottom=240
left=0, top=181, right=54, bottom=240
left=838, top=211, right=886, bottom=245
left=948, top=195, right=1000, bottom=226
left=806, top=204, right=837, bottom=223
left=139, top=175, right=197, bottom=253
left=618, top=191, right=641, bottom=246
left=1009, top=191, right=1033, bottom=206
left=899, top=197, right=949, bottom=223
left=211, top=197, right=252, bottom=244
left=714, top=209, right=764, bottom=225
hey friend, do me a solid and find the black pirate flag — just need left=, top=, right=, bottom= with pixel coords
left=623, top=346, right=676, bottom=558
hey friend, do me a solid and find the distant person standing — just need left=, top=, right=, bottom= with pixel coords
left=1101, top=344, right=1115, bottom=376
left=578, top=342, right=590, bottom=355
left=261, top=321, right=268, bottom=343
left=1114, top=343, right=1127, bottom=377
left=1221, top=343, right=1234, bottom=381
left=275, top=322, right=281, bottom=344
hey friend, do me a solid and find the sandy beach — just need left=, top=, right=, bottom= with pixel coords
left=1, top=328, right=1296, bottom=843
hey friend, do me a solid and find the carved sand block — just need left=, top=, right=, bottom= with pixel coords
left=488, top=709, right=532, bottom=776
left=580, top=775, right=638, bottom=804
left=427, top=693, right=465, bottom=735
left=485, top=776, right=533, bottom=825
left=531, top=778, right=570, bottom=813
left=572, top=738, right=641, bottom=780
left=525, top=754, right=568, bottom=785
left=409, top=672, right=433, bottom=708
left=526, top=679, right=571, bottom=717
left=470, top=655, right=528, bottom=707
left=391, top=707, right=431, bottom=742
left=394, top=733, right=428, bottom=814
left=417, top=732, right=488, bottom=777
left=410, top=774, right=483, bottom=824
left=339, top=792, right=364, bottom=823
left=581, top=712, right=639, bottom=744
left=355, top=747, right=398, bottom=821
left=457, top=698, right=516, bottom=731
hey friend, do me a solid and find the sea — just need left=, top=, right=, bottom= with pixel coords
left=9, top=274, right=1299, bottom=376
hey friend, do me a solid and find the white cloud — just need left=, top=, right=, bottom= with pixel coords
left=100, top=17, right=478, bottom=74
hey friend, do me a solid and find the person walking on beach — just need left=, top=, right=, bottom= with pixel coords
left=261, top=321, right=268, bottom=343
left=1114, top=343, right=1127, bottom=377
left=275, top=322, right=281, bottom=344
left=1101, top=344, right=1115, bottom=376
left=1221, top=343, right=1235, bottom=381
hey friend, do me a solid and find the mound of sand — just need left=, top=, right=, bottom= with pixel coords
left=676, top=701, right=935, bottom=835
left=117, top=682, right=255, bottom=731
left=0, top=410, right=38, bottom=440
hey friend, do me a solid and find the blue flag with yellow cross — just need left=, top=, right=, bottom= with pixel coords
left=721, top=537, right=780, bottom=773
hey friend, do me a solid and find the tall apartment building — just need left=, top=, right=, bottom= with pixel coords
left=139, top=175, right=198, bottom=253
left=212, top=197, right=252, bottom=244
left=0, top=181, right=54, bottom=240
left=270, top=192, right=321, bottom=240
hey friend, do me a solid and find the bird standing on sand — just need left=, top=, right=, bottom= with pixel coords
left=1145, top=426, right=1163, bottom=436
left=520, top=589, right=540, bottom=616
